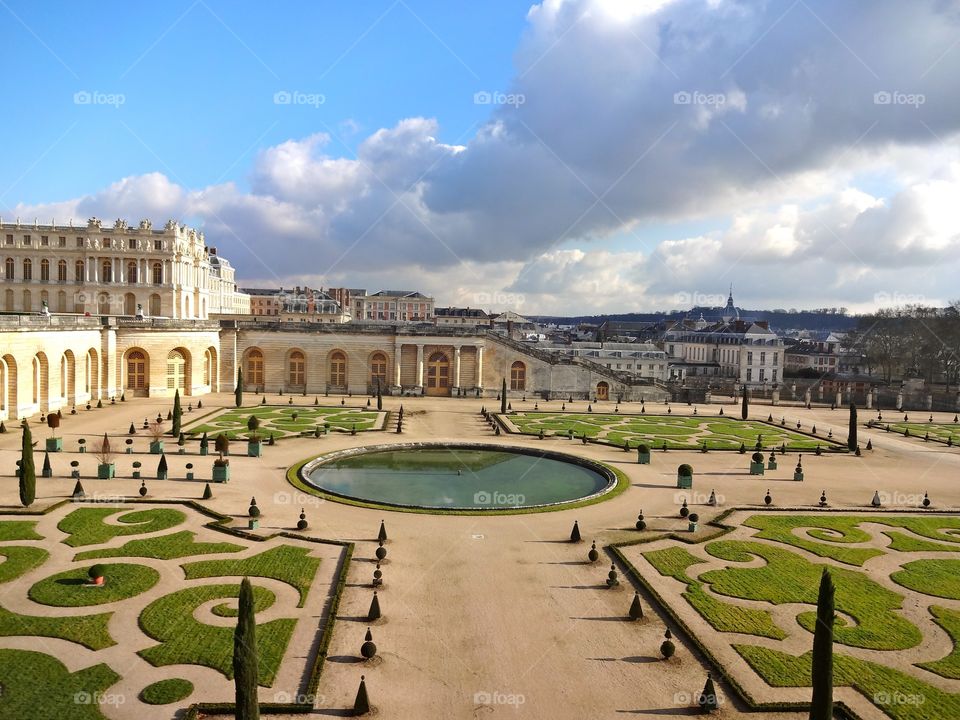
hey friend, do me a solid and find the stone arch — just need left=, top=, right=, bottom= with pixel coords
left=287, top=348, right=306, bottom=389
left=1, top=354, right=16, bottom=419
left=86, top=348, right=99, bottom=401
left=510, top=360, right=526, bottom=391
left=124, top=347, right=149, bottom=396
left=203, top=346, right=218, bottom=389
left=33, top=352, right=49, bottom=410
left=596, top=381, right=609, bottom=401
left=167, top=348, right=191, bottom=395
left=242, top=347, right=264, bottom=390
left=369, top=351, right=388, bottom=391
left=328, top=349, right=347, bottom=390
left=62, top=350, right=76, bottom=405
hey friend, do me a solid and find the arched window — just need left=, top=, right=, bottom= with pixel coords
left=127, top=351, right=147, bottom=389
left=4, top=258, right=14, bottom=280
left=102, top=260, right=112, bottom=283
left=245, top=349, right=264, bottom=388
left=127, top=261, right=137, bottom=284
left=329, top=351, right=346, bottom=387
left=510, top=361, right=526, bottom=391
left=370, top=352, right=387, bottom=388
left=75, top=260, right=85, bottom=282
left=40, top=259, right=49, bottom=281
left=57, top=260, right=67, bottom=282
left=152, top=262, right=163, bottom=285
left=167, top=350, right=186, bottom=391
left=288, top=351, right=305, bottom=387
left=22, top=258, right=32, bottom=280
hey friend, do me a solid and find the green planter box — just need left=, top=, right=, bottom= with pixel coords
left=97, top=463, right=115, bottom=479
left=157, top=471, right=168, bottom=480
left=794, top=470, right=804, bottom=482
left=178, top=447, right=186, bottom=454
left=247, top=441, right=263, bottom=458
left=42, top=466, right=52, bottom=478
left=677, top=474, right=693, bottom=489
left=186, top=472, right=194, bottom=481
left=199, top=447, right=208, bottom=457
left=749, top=462, right=765, bottom=475
left=45, top=437, right=63, bottom=452
left=212, top=464, right=230, bottom=482
left=767, top=459, right=778, bottom=470
left=688, top=521, right=699, bottom=532
left=637, top=451, right=651, bottom=465
left=132, top=471, right=141, bottom=479
left=149, top=441, right=164, bottom=455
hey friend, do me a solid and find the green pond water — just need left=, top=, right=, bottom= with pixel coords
left=305, top=447, right=610, bottom=509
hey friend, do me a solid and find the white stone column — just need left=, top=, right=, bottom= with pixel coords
left=476, top=345, right=484, bottom=388
left=453, top=345, right=461, bottom=388
left=416, top=344, right=424, bottom=387
left=394, top=344, right=402, bottom=387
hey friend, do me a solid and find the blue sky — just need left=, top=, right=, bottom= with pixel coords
left=0, top=1, right=526, bottom=203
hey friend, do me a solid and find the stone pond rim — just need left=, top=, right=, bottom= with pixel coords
left=295, top=442, right=622, bottom=513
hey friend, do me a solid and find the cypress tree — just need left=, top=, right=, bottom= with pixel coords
left=233, top=577, right=260, bottom=720
left=376, top=381, right=383, bottom=411
left=501, top=378, right=507, bottom=414
left=847, top=403, right=857, bottom=452
left=741, top=386, right=749, bottom=420
left=19, top=423, right=36, bottom=507
left=810, top=568, right=835, bottom=720
left=171, top=389, right=182, bottom=437
left=235, top=367, right=244, bottom=408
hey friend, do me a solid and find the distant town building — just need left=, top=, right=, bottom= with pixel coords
left=784, top=332, right=864, bottom=376
left=490, top=311, right=538, bottom=339
left=434, top=307, right=491, bottom=328
left=352, top=290, right=434, bottom=322
left=239, top=286, right=348, bottom=323
left=541, top=342, right=668, bottom=381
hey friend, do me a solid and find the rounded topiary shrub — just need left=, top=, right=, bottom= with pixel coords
left=688, top=513, right=700, bottom=523
left=637, top=444, right=651, bottom=454
left=88, top=564, right=106, bottom=581
left=677, top=464, right=693, bottom=476
left=751, top=452, right=764, bottom=463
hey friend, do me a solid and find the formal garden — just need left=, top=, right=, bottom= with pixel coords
left=185, top=405, right=384, bottom=440
left=875, top=419, right=960, bottom=447
left=0, top=502, right=334, bottom=718
left=503, top=412, right=843, bottom=451
left=629, top=510, right=960, bottom=719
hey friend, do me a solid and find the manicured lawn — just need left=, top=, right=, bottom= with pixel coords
left=140, top=677, right=194, bottom=705
left=74, top=530, right=244, bottom=561
left=0, top=519, right=43, bottom=541
left=892, top=559, right=960, bottom=600
left=28, top=563, right=160, bottom=607
left=736, top=645, right=960, bottom=720
left=186, top=405, right=381, bottom=440
left=182, top=545, right=320, bottom=607
left=919, top=607, right=960, bottom=679
left=0, top=546, right=50, bottom=583
left=58, top=507, right=187, bottom=547
left=0, top=604, right=115, bottom=650
left=138, top=583, right=296, bottom=686
left=507, top=412, right=839, bottom=450
left=0, top=649, right=121, bottom=720
left=883, top=421, right=960, bottom=445
left=702, top=541, right=921, bottom=650
left=642, top=546, right=786, bottom=640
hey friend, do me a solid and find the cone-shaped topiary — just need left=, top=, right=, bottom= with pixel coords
left=129, top=422, right=136, bottom=435
left=368, top=591, right=381, bottom=621
left=19, top=423, right=36, bottom=507
left=171, top=389, right=182, bottom=437
left=847, top=403, right=857, bottom=452
left=570, top=520, right=582, bottom=543
left=157, top=454, right=168, bottom=478
left=233, top=577, right=260, bottom=720
left=0, top=420, right=6, bottom=433
left=810, top=568, right=835, bottom=720
left=72, top=479, right=85, bottom=500
left=377, top=520, right=387, bottom=543
left=698, top=672, right=719, bottom=712
left=202, top=483, right=213, bottom=500
left=629, top=592, right=644, bottom=620
left=235, top=367, right=244, bottom=408
left=501, top=378, right=507, bottom=414
left=353, top=675, right=370, bottom=716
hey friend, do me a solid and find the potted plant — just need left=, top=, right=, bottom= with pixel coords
left=132, top=461, right=142, bottom=479
left=213, top=436, right=230, bottom=483
left=215, top=433, right=230, bottom=457
left=677, top=463, right=693, bottom=490
left=636, top=443, right=651, bottom=465
left=70, top=459, right=80, bottom=479
left=156, top=454, right=168, bottom=480
left=767, top=451, right=778, bottom=471
left=185, top=462, right=194, bottom=481
left=148, top=421, right=165, bottom=454
left=688, top=512, right=700, bottom=533
left=749, top=451, right=765, bottom=475
left=199, top=431, right=209, bottom=456
left=94, top=434, right=116, bottom=479
left=125, top=438, right=133, bottom=454
left=88, top=564, right=106, bottom=587
left=46, top=413, right=62, bottom=452
left=246, top=416, right=263, bottom=457
left=78, top=437, right=86, bottom=453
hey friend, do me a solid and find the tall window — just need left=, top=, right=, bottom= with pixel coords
left=22, top=259, right=32, bottom=280
left=127, top=261, right=137, bottom=284
left=57, top=260, right=67, bottom=282
left=510, top=361, right=526, bottom=391
left=329, top=351, right=346, bottom=386
left=102, top=260, right=112, bottom=283
left=167, top=350, right=186, bottom=390
left=127, top=351, right=146, bottom=389
left=370, top=352, right=387, bottom=388
left=245, top=349, right=264, bottom=388
left=75, top=260, right=85, bottom=282
left=152, top=262, right=163, bottom=285
left=40, top=259, right=49, bottom=281
left=149, top=294, right=162, bottom=316
left=4, top=258, right=13, bottom=280
left=288, top=351, right=305, bottom=386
